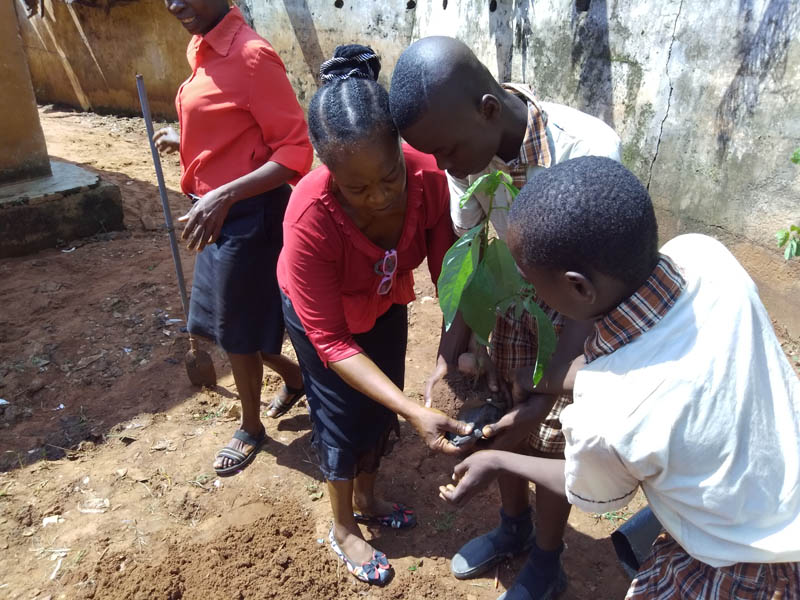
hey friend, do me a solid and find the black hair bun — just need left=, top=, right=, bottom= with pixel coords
left=319, top=44, right=381, bottom=83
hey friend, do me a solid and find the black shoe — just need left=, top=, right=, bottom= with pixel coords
left=451, top=507, right=535, bottom=580
left=497, top=542, right=567, bottom=600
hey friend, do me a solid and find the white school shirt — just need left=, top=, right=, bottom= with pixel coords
left=561, top=234, right=800, bottom=567
left=448, top=97, right=622, bottom=239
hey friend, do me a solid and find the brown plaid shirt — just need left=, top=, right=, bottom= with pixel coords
left=627, top=531, right=800, bottom=600
left=584, top=255, right=686, bottom=364
left=502, top=83, right=551, bottom=189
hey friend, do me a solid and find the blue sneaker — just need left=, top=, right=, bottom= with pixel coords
left=451, top=507, right=535, bottom=580
left=497, top=542, right=567, bottom=600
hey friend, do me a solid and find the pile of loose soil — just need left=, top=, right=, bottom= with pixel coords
left=66, top=498, right=463, bottom=600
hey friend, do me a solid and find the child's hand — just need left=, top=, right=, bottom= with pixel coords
left=481, top=394, right=556, bottom=451
left=423, top=355, right=450, bottom=408
left=408, top=406, right=473, bottom=456
left=477, top=344, right=512, bottom=405
left=439, top=450, right=501, bottom=506
left=510, top=365, right=536, bottom=405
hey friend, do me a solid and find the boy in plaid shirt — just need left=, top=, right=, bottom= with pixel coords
left=390, top=36, right=622, bottom=596
left=441, top=156, right=800, bottom=600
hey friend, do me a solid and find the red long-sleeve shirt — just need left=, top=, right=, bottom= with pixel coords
left=176, top=7, right=312, bottom=195
left=277, top=146, right=455, bottom=365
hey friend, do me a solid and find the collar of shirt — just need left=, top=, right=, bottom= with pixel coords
left=584, top=254, right=686, bottom=363
left=501, top=83, right=552, bottom=189
left=317, top=160, right=425, bottom=262
left=188, top=5, right=244, bottom=65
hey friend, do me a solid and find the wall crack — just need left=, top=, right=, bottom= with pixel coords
left=647, top=0, right=683, bottom=191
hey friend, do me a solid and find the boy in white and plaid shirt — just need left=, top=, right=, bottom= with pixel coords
left=441, top=156, right=800, bottom=600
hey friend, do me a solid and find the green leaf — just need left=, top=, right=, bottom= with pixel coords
left=459, top=172, right=504, bottom=208
left=500, top=180, right=520, bottom=201
left=438, top=222, right=483, bottom=329
left=790, top=238, right=799, bottom=259
left=776, top=230, right=790, bottom=247
left=482, top=172, right=504, bottom=198
left=460, top=262, right=499, bottom=345
left=791, top=225, right=800, bottom=233
left=785, top=241, right=793, bottom=260
left=459, top=239, right=527, bottom=344
left=497, top=297, right=526, bottom=320
left=484, top=239, right=525, bottom=294
left=496, top=296, right=517, bottom=319
left=792, top=148, right=800, bottom=165
left=521, top=296, right=557, bottom=386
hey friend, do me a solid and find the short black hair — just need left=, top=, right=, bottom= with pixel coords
left=307, top=44, right=396, bottom=163
left=389, top=36, right=499, bottom=130
left=389, top=42, right=430, bottom=130
left=508, top=156, right=659, bottom=285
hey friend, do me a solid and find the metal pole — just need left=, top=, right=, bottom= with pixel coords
left=135, top=74, right=190, bottom=320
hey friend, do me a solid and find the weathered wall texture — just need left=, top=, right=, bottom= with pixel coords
left=16, top=0, right=191, bottom=117
left=518, top=1, right=799, bottom=246
left=2, top=1, right=50, bottom=182
left=15, top=0, right=416, bottom=116
left=510, top=0, right=800, bottom=337
left=15, top=0, right=800, bottom=335
left=246, top=1, right=416, bottom=107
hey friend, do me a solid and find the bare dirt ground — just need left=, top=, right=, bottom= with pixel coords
left=1, top=107, right=797, bottom=600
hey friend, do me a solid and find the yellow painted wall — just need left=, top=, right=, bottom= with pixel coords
left=17, top=0, right=191, bottom=118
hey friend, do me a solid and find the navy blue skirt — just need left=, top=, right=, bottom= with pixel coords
left=187, top=186, right=290, bottom=355
left=281, top=292, right=407, bottom=481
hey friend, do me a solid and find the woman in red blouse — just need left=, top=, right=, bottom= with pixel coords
left=155, top=0, right=312, bottom=477
left=277, top=45, right=471, bottom=586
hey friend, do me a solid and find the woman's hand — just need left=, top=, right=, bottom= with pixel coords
left=407, top=405, right=473, bottom=456
left=439, top=450, right=501, bottom=506
left=153, top=127, right=179, bottom=154
left=178, top=188, right=231, bottom=252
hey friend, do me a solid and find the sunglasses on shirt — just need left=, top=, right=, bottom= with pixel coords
left=374, top=249, right=398, bottom=296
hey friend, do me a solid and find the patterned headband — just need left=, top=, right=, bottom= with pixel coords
left=319, top=52, right=379, bottom=83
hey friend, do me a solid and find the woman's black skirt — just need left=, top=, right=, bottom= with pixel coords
left=187, top=185, right=290, bottom=355
left=281, top=292, right=407, bottom=481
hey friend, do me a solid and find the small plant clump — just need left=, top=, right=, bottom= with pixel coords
left=775, top=149, right=800, bottom=260
left=437, top=171, right=556, bottom=384
left=776, top=226, right=800, bottom=260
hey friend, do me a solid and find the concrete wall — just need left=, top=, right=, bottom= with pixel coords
left=512, top=0, right=800, bottom=337
left=246, top=1, right=416, bottom=107
left=16, top=0, right=191, bottom=117
left=2, top=1, right=50, bottom=182
left=16, top=0, right=800, bottom=336
left=15, top=0, right=416, bottom=116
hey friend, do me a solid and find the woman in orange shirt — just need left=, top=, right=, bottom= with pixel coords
left=155, top=0, right=312, bottom=476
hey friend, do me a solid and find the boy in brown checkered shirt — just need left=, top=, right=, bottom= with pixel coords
left=440, top=157, right=800, bottom=600
left=390, top=36, right=622, bottom=596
